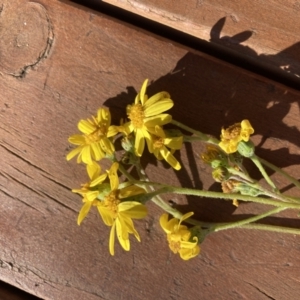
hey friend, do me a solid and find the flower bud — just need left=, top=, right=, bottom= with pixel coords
left=237, top=140, right=255, bottom=158
left=212, top=167, right=229, bottom=182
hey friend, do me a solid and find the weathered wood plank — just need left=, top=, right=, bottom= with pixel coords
left=1, top=0, right=300, bottom=299
left=103, top=0, right=300, bottom=80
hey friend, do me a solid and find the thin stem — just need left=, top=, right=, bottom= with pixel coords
left=131, top=181, right=300, bottom=210
left=239, top=223, right=300, bottom=235
left=251, top=154, right=277, bottom=190
left=132, top=157, right=184, bottom=219
left=171, top=119, right=219, bottom=145
left=227, top=166, right=255, bottom=183
left=213, top=206, right=286, bottom=232
left=259, top=156, right=300, bottom=190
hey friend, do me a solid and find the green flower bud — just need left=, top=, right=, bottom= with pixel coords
left=212, top=167, right=229, bottom=182
left=237, top=140, right=255, bottom=158
left=235, top=183, right=261, bottom=197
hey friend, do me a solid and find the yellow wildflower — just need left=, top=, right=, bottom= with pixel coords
left=72, top=162, right=109, bottom=225
left=160, top=212, right=200, bottom=260
left=66, top=107, right=118, bottom=165
left=97, top=163, right=147, bottom=255
left=150, top=125, right=183, bottom=170
left=122, top=79, right=174, bottom=156
left=219, top=119, right=254, bottom=154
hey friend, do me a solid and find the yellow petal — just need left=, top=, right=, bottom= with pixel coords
left=119, top=185, right=146, bottom=198
left=86, top=162, right=101, bottom=180
left=153, top=125, right=166, bottom=138
left=144, top=98, right=173, bottom=117
left=135, top=129, right=145, bottom=157
left=90, top=173, right=107, bottom=187
left=107, top=125, right=120, bottom=137
left=109, top=222, right=116, bottom=256
left=85, top=191, right=99, bottom=202
left=90, top=142, right=104, bottom=161
left=180, top=212, right=194, bottom=224
left=118, top=202, right=147, bottom=219
left=121, top=215, right=141, bottom=241
left=160, top=214, right=180, bottom=234
left=144, top=130, right=154, bottom=153
left=108, top=162, right=119, bottom=191
left=143, top=91, right=170, bottom=110
left=66, top=146, right=83, bottom=161
left=139, top=79, right=148, bottom=105
left=116, top=218, right=130, bottom=251
left=77, top=201, right=92, bottom=225
left=81, top=145, right=93, bottom=165
left=78, top=119, right=96, bottom=134
left=159, top=146, right=181, bottom=170
left=144, top=114, right=172, bottom=127
left=179, top=246, right=200, bottom=260
left=68, top=135, right=85, bottom=145
left=100, top=137, right=115, bottom=154
left=164, top=136, right=183, bottom=150
left=97, top=107, right=111, bottom=125
left=97, top=206, right=114, bottom=226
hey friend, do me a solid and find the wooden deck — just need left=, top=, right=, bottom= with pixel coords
left=1, top=0, right=300, bottom=299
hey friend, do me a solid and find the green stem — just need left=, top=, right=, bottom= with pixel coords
left=213, top=206, right=286, bottom=232
left=131, top=181, right=300, bottom=210
left=132, top=156, right=184, bottom=220
left=259, top=156, right=300, bottom=190
left=251, top=154, right=277, bottom=190
left=239, top=223, right=300, bottom=235
left=171, top=119, right=219, bottom=145
left=227, top=166, right=255, bottom=183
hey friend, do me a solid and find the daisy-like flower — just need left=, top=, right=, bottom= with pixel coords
left=66, top=107, right=118, bottom=165
left=72, top=162, right=109, bottom=225
left=150, top=125, right=183, bottom=170
left=97, top=162, right=147, bottom=255
left=122, top=79, right=174, bottom=157
left=160, top=212, right=200, bottom=260
left=219, top=120, right=254, bottom=154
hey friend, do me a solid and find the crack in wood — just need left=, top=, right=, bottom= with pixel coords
left=4, top=2, right=55, bottom=79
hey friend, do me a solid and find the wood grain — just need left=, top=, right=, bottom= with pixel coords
left=1, top=0, right=300, bottom=299
left=103, top=0, right=300, bottom=81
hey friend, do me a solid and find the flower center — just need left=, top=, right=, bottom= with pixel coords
left=167, top=234, right=181, bottom=253
left=222, top=123, right=241, bottom=140
left=127, top=104, right=145, bottom=128
left=85, top=124, right=107, bottom=144
left=103, top=190, right=120, bottom=217
left=153, top=137, right=164, bottom=149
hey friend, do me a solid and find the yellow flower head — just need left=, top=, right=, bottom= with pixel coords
left=96, top=162, right=148, bottom=255
left=160, top=212, right=200, bottom=260
left=219, top=120, right=254, bottom=154
left=66, top=107, right=118, bottom=165
left=122, top=79, right=174, bottom=157
left=72, top=162, right=109, bottom=225
left=150, top=125, right=183, bottom=170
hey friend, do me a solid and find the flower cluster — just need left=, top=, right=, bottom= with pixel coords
left=67, top=79, right=197, bottom=259
left=67, top=79, right=295, bottom=262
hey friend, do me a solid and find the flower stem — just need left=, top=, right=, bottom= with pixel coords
left=258, top=156, right=300, bottom=190
left=239, top=223, right=300, bottom=235
left=250, top=154, right=277, bottom=190
left=131, top=181, right=300, bottom=209
left=212, top=206, right=286, bottom=232
left=171, top=119, right=219, bottom=145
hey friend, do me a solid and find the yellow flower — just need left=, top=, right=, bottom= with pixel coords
left=150, top=125, right=183, bottom=170
left=72, top=162, right=109, bottom=225
left=122, top=79, right=174, bottom=156
left=96, top=162, right=147, bottom=255
left=219, top=120, right=254, bottom=154
left=160, top=212, right=200, bottom=260
left=66, top=107, right=118, bottom=165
